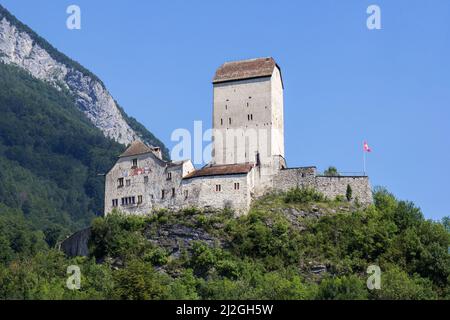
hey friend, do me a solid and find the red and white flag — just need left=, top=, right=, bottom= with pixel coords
left=363, top=141, right=372, bottom=153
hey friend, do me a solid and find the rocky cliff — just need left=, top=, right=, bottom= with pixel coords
left=0, top=5, right=166, bottom=153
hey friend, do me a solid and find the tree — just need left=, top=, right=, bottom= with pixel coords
left=346, top=184, right=353, bottom=202
left=317, top=275, right=368, bottom=300
left=113, top=259, right=170, bottom=300
left=324, top=166, right=339, bottom=176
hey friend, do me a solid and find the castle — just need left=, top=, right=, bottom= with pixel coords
left=104, top=58, right=373, bottom=216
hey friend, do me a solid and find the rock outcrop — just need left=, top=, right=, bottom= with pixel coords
left=0, top=6, right=155, bottom=147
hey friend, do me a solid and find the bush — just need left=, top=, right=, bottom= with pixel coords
left=371, top=267, right=438, bottom=300
left=324, top=166, right=340, bottom=176
left=317, top=275, right=368, bottom=300
left=284, top=187, right=327, bottom=204
left=346, top=185, right=353, bottom=202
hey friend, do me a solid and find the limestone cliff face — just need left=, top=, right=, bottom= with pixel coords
left=0, top=13, right=143, bottom=146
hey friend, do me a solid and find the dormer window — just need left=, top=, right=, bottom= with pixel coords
left=132, top=158, right=138, bottom=168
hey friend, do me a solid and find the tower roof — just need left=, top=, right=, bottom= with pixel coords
left=213, top=57, right=280, bottom=84
left=119, top=140, right=153, bottom=158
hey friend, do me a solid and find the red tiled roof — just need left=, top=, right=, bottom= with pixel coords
left=213, top=57, right=278, bottom=84
left=119, top=140, right=153, bottom=158
left=183, top=163, right=254, bottom=179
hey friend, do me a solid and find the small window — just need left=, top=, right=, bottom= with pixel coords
left=118, top=178, right=124, bottom=188
left=161, top=190, right=165, bottom=199
left=126, top=179, right=131, bottom=187
left=234, top=183, right=240, bottom=190
left=229, top=118, right=231, bottom=125
left=184, top=190, right=188, bottom=199
left=248, top=114, right=250, bottom=121
left=225, top=105, right=228, bottom=110
left=132, top=159, right=138, bottom=168
left=144, top=176, right=149, bottom=184
left=172, top=188, right=176, bottom=198
left=112, top=199, right=118, bottom=207
left=131, top=196, right=135, bottom=204
left=167, top=172, right=172, bottom=180
left=138, top=195, right=143, bottom=204
left=250, top=114, right=253, bottom=121
left=220, top=118, right=223, bottom=125
left=215, top=185, right=222, bottom=192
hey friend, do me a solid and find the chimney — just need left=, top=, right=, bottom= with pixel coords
left=152, top=147, right=163, bottom=160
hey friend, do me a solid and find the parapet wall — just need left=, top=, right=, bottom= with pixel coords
left=314, top=176, right=373, bottom=205
left=273, top=168, right=373, bottom=205
left=272, top=167, right=317, bottom=191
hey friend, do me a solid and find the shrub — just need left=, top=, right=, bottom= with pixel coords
left=346, top=184, right=353, bottom=202
left=324, top=166, right=339, bottom=176
left=317, top=275, right=368, bottom=300
left=284, top=187, right=327, bottom=204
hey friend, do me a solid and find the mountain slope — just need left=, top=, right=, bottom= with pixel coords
left=0, top=61, right=124, bottom=239
left=0, top=4, right=168, bottom=159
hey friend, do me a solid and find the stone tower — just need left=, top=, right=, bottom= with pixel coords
left=211, top=57, right=285, bottom=192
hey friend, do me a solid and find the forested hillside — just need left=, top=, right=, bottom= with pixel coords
left=0, top=188, right=448, bottom=300
left=0, top=62, right=124, bottom=242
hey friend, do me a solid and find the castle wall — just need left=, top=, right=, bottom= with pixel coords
left=273, top=167, right=317, bottom=191
left=273, top=168, right=373, bottom=205
left=314, top=176, right=373, bottom=205
left=182, top=173, right=252, bottom=215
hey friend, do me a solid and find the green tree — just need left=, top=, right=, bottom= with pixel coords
left=346, top=184, right=353, bottom=202
left=317, top=275, right=368, bottom=300
left=324, top=166, right=339, bottom=176
left=113, top=259, right=170, bottom=300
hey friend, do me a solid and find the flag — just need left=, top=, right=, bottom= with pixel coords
left=363, top=141, right=372, bottom=153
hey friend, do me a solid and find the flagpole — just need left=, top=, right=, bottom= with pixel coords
left=363, top=140, right=366, bottom=176
left=363, top=149, right=366, bottom=176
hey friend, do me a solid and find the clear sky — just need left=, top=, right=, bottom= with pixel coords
left=1, top=0, right=449, bottom=220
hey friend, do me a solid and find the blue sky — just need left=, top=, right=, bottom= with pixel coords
left=1, top=0, right=449, bottom=220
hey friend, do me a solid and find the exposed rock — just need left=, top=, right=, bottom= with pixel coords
left=0, top=16, right=140, bottom=145
left=145, top=223, right=222, bottom=258
left=59, top=227, right=91, bottom=257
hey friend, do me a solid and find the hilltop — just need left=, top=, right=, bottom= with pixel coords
left=1, top=187, right=448, bottom=300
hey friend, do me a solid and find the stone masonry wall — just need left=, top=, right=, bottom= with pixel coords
left=272, top=167, right=317, bottom=192
left=314, top=176, right=373, bottom=205
left=182, top=173, right=251, bottom=215
left=273, top=168, right=373, bottom=206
